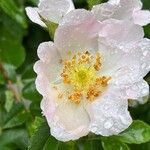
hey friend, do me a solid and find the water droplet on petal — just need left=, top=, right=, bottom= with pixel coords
left=146, top=65, right=150, bottom=70
left=104, top=119, right=114, bottom=129
left=143, top=51, right=148, bottom=56
left=141, top=63, right=146, bottom=69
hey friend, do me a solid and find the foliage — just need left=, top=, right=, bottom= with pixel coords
left=0, top=0, right=150, bottom=150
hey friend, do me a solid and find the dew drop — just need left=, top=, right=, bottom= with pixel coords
left=141, top=63, right=146, bottom=69
left=104, top=119, right=114, bottom=129
left=146, top=65, right=150, bottom=70
left=143, top=51, right=148, bottom=56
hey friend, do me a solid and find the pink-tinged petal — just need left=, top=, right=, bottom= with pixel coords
left=42, top=96, right=90, bottom=141
left=60, top=9, right=96, bottom=26
left=132, top=38, right=150, bottom=77
left=34, top=60, right=47, bottom=74
left=92, top=3, right=118, bottom=21
left=35, top=74, right=50, bottom=96
left=133, top=10, right=150, bottom=26
left=92, top=0, right=142, bottom=22
left=38, top=0, right=74, bottom=24
left=108, top=0, right=142, bottom=10
left=97, top=21, right=144, bottom=83
left=34, top=42, right=62, bottom=96
left=100, top=19, right=144, bottom=46
left=124, top=80, right=149, bottom=102
left=108, top=0, right=142, bottom=19
left=54, top=9, right=102, bottom=57
left=41, top=96, right=56, bottom=122
left=25, top=7, right=46, bottom=27
left=88, top=86, right=132, bottom=136
left=37, top=41, right=61, bottom=63
left=112, top=66, right=142, bottom=88
left=98, top=37, right=150, bottom=87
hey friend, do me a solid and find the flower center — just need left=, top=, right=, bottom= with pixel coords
left=54, top=51, right=111, bottom=104
left=77, top=69, right=87, bottom=83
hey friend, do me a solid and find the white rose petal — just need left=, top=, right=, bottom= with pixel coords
left=25, top=7, right=46, bottom=27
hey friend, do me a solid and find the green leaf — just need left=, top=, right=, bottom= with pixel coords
left=102, top=138, right=130, bottom=150
left=0, top=12, right=26, bottom=42
left=117, top=120, right=150, bottom=144
left=130, top=142, right=150, bottom=150
left=38, top=135, right=77, bottom=150
left=27, top=0, right=39, bottom=5
left=3, top=64, right=17, bottom=82
left=142, top=0, right=150, bottom=9
left=0, top=38, right=25, bottom=68
left=47, top=22, right=58, bottom=40
left=144, top=24, right=150, bottom=39
left=0, top=85, right=6, bottom=104
left=4, top=90, right=14, bottom=112
left=22, top=81, right=41, bottom=102
left=29, top=117, right=44, bottom=135
left=0, top=128, right=29, bottom=150
left=40, top=16, right=58, bottom=40
left=28, top=120, right=50, bottom=150
left=28, top=118, right=74, bottom=150
left=42, top=136, right=60, bottom=150
left=87, top=0, right=103, bottom=9
left=0, top=74, right=5, bottom=85
left=4, top=102, right=24, bottom=124
left=29, top=102, right=41, bottom=116
left=22, top=64, right=36, bottom=83
left=83, top=140, right=103, bottom=150
left=3, top=113, right=27, bottom=129
left=0, top=105, right=6, bottom=127
left=0, top=0, right=27, bottom=28
left=0, top=13, right=26, bottom=68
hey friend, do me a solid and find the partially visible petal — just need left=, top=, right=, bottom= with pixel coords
left=38, top=0, right=74, bottom=24
left=34, top=42, right=62, bottom=96
left=108, top=0, right=142, bottom=9
left=88, top=86, right=132, bottom=136
left=135, top=95, right=149, bottom=104
left=55, top=9, right=102, bottom=58
left=41, top=96, right=56, bottom=122
left=37, top=41, right=61, bottom=63
left=42, top=96, right=90, bottom=141
left=92, top=0, right=142, bottom=22
left=133, top=10, right=150, bottom=26
left=124, top=80, right=149, bottom=101
left=108, top=0, right=142, bottom=19
left=35, top=74, right=51, bottom=96
left=25, top=7, right=46, bottom=27
left=60, top=9, right=96, bottom=26
left=132, top=38, right=150, bottom=77
left=92, top=3, right=117, bottom=21
left=108, top=0, right=142, bottom=10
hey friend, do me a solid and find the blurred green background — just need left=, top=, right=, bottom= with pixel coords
left=0, top=0, right=150, bottom=150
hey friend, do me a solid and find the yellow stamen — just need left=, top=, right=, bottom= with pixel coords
left=68, top=90, right=82, bottom=104
left=57, top=51, right=111, bottom=104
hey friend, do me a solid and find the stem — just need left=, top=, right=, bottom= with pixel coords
left=0, top=63, right=20, bottom=102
